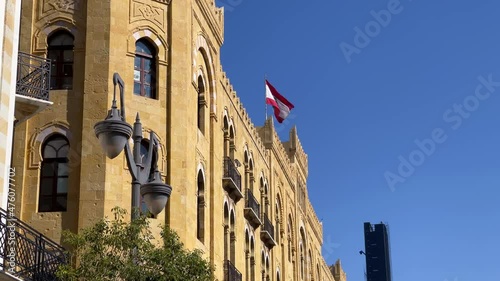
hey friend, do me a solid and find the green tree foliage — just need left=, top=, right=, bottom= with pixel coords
left=56, top=207, right=214, bottom=281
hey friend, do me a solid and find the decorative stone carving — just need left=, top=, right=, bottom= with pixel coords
left=39, top=0, right=79, bottom=17
left=37, top=0, right=82, bottom=22
left=130, top=0, right=166, bottom=33
left=152, top=0, right=171, bottom=4
left=48, top=0, right=76, bottom=11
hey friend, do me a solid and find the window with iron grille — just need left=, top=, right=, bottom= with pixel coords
left=47, top=31, right=74, bottom=90
left=39, top=135, right=69, bottom=212
left=134, top=39, right=157, bottom=99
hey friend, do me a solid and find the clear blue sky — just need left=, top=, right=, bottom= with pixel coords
left=216, top=1, right=500, bottom=280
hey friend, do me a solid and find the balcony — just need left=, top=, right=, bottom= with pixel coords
left=15, top=52, right=53, bottom=124
left=222, top=157, right=243, bottom=202
left=0, top=208, right=67, bottom=280
left=244, top=189, right=261, bottom=228
left=260, top=214, right=276, bottom=249
left=225, top=260, right=242, bottom=281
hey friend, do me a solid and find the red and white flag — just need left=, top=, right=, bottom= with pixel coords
left=265, top=80, right=294, bottom=123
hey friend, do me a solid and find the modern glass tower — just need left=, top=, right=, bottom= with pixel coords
left=363, top=222, right=392, bottom=281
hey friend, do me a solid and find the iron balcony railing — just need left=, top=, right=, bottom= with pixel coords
left=245, top=190, right=260, bottom=218
left=0, top=208, right=67, bottom=280
left=263, top=214, right=275, bottom=241
left=16, top=52, right=51, bottom=101
left=223, top=157, right=242, bottom=192
left=225, top=260, right=242, bottom=281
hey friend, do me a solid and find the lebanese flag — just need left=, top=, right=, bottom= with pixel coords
left=265, top=80, right=294, bottom=123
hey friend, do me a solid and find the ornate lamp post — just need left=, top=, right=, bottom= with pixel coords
left=94, top=73, right=172, bottom=219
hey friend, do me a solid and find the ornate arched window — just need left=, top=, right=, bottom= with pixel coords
left=287, top=216, right=293, bottom=263
left=224, top=203, right=230, bottom=261
left=197, top=75, right=206, bottom=134
left=250, top=238, right=255, bottom=281
left=275, top=195, right=281, bottom=245
left=48, top=30, right=74, bottom=90
left=39, top=135, right=69, bottom=212
left=230, top=211, right=236, bottom=264
left=134, top=39, right=156, bottom=98
left=197, top=170, right=205, bottom=242
left=300, top=243, right=304, bottom=280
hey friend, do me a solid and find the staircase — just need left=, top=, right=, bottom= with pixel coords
left=0, top=208, right=67, bottom=281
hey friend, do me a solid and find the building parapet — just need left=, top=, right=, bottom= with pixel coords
left=195, top=0, right=224, bottom=46
left=283, top=126, right=309, bottom=178
left=218, top=66, right=312, bottom=191
left=258, top=118, right=296, bottom=188
left=330, top=259, right=347, bottom=281
left=219, top=68, right=269, bottom=164
left=306, top=198, right=323, bottom=244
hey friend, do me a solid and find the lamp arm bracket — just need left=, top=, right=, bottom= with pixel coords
left=141, top=131, right=157, bottom=182
left=113, top=73, right=126, bottom=122
left=124, top=141, right=138, bottom=181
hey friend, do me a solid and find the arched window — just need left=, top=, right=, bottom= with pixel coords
left=47, top=30, right=74, bottom=90
left=229, top=126, right=235, bottom=159
left=265, top=257, right=270, bottom=281
left=261, top=252, right=266, bottom=281
left=287, top=215, right=293, bottom=263
left=39, top=135, right=69, bottom=212
left=250, top=238, right=255, bottom=281
left=230, top=211, right=236, bottom=264
left=134, top=39, right=156, bottom=98
left=299, top=228, right=306, bottom=280
left=275, top=195, right=281, bottom=245
left=223, top=117, right=229, bottom=157
left=245, top=231, right=250, bottom=281
left=300, top=244, right=304, bottom=280
left=197, top=170, right=205, bottom=243
left=224, top=203, right=229, bottom=261
left=197, top=75, right=206, bottom=134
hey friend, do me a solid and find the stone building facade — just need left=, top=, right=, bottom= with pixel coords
left=330, top=260, right=348, bottom=281
left=10, top=0, right=346, bottom=280
left=1, top=0, right=52, bottom=211
left=0, top=0, right=21, bottom=210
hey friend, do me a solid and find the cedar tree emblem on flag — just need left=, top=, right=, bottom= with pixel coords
left=265, top=80, right=294, bottom=123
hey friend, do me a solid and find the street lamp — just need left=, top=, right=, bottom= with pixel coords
left=94, top=73, right=172, bottom=219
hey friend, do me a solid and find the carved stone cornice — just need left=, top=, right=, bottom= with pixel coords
left=195, top=0, right=223, bottom=46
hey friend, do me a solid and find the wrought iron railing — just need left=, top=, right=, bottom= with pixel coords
left=245, top=189, right=260, bottom=217
left=0, top=208, right=67, bottom=280
left=16, top=52, right=51, bottom=101
left=223, top=157, right=241, bottom=192
left=263, top=214, right=275, bottom=241
left=225, top=260, right=242, bottom=281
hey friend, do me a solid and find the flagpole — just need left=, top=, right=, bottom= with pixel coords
left=265, top=74, right=268, bottom=121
